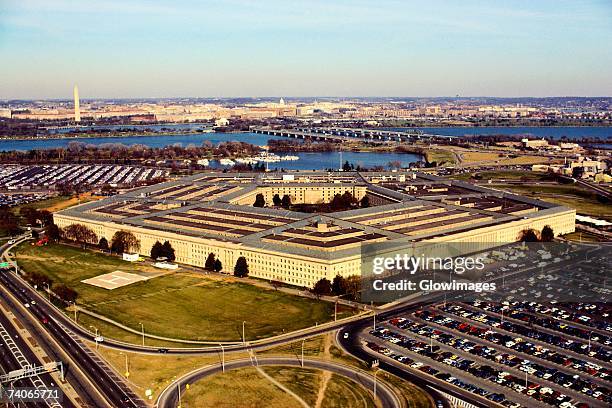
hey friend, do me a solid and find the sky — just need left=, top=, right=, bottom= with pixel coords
left=0, top=0, right=611, bottom=99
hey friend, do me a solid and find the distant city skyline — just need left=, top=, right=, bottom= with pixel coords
left=1, top=0, right=611, bottom=99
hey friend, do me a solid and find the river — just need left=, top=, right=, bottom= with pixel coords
left=0, top=126, right=609, bottom=170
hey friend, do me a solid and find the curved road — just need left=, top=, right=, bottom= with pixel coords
left=155, top=357, right=402, bottom=408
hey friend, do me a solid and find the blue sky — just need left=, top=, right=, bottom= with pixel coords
left=1, top=0, right=611, bottom=98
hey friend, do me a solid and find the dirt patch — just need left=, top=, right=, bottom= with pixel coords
left=314, top=333, right=333, bottom=408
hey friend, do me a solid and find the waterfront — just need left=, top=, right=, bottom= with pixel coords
left=0, top=126, right=610, bottom=170
left=392, top=126, right=611, bottom=140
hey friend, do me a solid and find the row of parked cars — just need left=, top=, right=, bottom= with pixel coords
left=366, top=336, right=519, bottom=407
left=0, top=165, right=168, bottom=189
left=406, top=311, right=610, bottom=404
left=481, top=301, right=612, bottom=341
left=462, top=303, right=612, bottom=361
left=0, top=192, right=52, bottom=207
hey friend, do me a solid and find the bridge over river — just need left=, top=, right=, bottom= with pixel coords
left=252, top=127, right=455, bottom=143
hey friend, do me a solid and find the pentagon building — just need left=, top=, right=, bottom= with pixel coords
left=54, top=172, right=575, bottom=288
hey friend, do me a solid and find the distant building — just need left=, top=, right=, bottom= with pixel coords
left=215, top=118, right=229, bottom=127
left=521, top=138, right=549, bottom=149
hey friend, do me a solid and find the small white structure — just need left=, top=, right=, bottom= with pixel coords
left=122, top=253, right=139, bottom=262
left=215, top=118, right=229, bottom=127
left=154, top=262, right=178, bottom=270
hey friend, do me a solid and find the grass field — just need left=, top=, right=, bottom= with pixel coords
left=95, top=331, right=433, bottom=406
left=16, top=243, right=337, bottom=341
left=459, top=151, right=550, bottom=166
left=562, top=231, right=604, bottom=243
left=448, top=170, right=556, bottom=182
left=178, top=367, right=377, bottom=408
left=425, top=149, right=456, bottom=166
left=492, top=184, right=612, bottom=220
left=14, top=193, right=102, bottom=214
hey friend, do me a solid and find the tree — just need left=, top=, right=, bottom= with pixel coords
left=162, top=241, right=176, bottom=261
left=53, top=284, right=78, bottom=304
left=345, top=275, right=361, bottom=301
left=281, top=194, right=292, bottom=209
left=234, top=256, right=249, bottom=278
left=342, top=160, right=353, bottom=172
left=312, top=278, right=332, bottom=299
left=253, top=193, right=265, bottom=208
left=98, top=237, right=109, bottom=251
left=62, top=224, right=98, bottom=248
left=518, top=228, right=539, bottom=242
left=272, top=194, right=282, bottom=207
left=213, top=259, right=223, bottom=272
left=360, top=195, right=370, bottom=208
left=111, top=230, right=140, bottom=254
left=331, top=275, right=347, bottom=296
left=205, top=253, right=216, bottom=270
left=46, top=223, right=61, bottom=242
left=150, top=241, right=164, bottom=259
left=541, top=225, right=554, bottom=242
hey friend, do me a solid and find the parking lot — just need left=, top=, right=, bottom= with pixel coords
left=365, top=298, right=611, bottom=407
left=0, top=165, right=169, bottom=189
left=0, top=192, right=53, bottom=207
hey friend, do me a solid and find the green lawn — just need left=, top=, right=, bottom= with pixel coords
left=16, top=243, right=336, bottom=341
left=425, top=149, right=456, bottom=166
left=492, top=184, right=612, bottom=220
left=179, top=366, right=376, bottom=408
left=448, top=170, right=556, bottom=181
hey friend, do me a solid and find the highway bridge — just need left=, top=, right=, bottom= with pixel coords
left=253, top=127, right=454, bottom=143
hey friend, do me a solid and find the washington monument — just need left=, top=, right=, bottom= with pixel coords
left=73, top=85, right=81, bottom=122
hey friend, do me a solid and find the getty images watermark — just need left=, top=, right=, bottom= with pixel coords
left=360, top=241, right=610, bottom=304
left=371, top=252, right=495, bottom=293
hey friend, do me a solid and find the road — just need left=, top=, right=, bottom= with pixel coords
left=0, top=239, right=146, bottom=408
left=155, top=356, right=402, bottom=408
left=0, top=309, right=67, bottom=408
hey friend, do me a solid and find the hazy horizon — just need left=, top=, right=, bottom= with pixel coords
left=1, top=0, right=611, bottom=99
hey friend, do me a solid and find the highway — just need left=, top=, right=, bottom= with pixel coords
left=0, top=310, right=65, bottom=408
left=155, top=357, right=402, bottom=408
left=0, top=238, right=146, bottom=408
left=0, top=270, right=145, bottom=407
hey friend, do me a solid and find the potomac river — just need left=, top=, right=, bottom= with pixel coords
left=0, top=126, right=609, bottom=170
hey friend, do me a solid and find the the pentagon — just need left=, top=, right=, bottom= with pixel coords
left=54, top=171, right=575, bottom=288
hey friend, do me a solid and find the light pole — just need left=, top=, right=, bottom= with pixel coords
left=588, top=332, right=592, bottom=354
left=44, top=282, right=51, bottom=301
left=373, top=369, right=380, bottom=402
left=120, top=352, right=129, bottom=378
left=90, top=325, right=99, bottom=350
left=373, top=310, right=376, bottom=330
left=242, top=321, right=246, bottom=345
left=177, top=381, right=182, bottom=408
left=301, top=339, right=305, bottom=367
left=219, top=343, right=225, bottom=372
left=139, top=322, right=145, bottom=347
left=72, top=302, right=78, bottom=322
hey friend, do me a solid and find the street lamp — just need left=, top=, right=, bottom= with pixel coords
left=71, top=302, right=78, bottom=322
left=119, top=352, right=129, bottom=378
left=139, top=322, right=145, bottom=347
left=219, top=343, right=225, bottom=372
left=373, top=369, right=380, bottom=402
left=242, top=321, right=246, bottom=345
left=90, top=325, right=99, bottom=349
left=44, top=282, right=51, bottom=301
